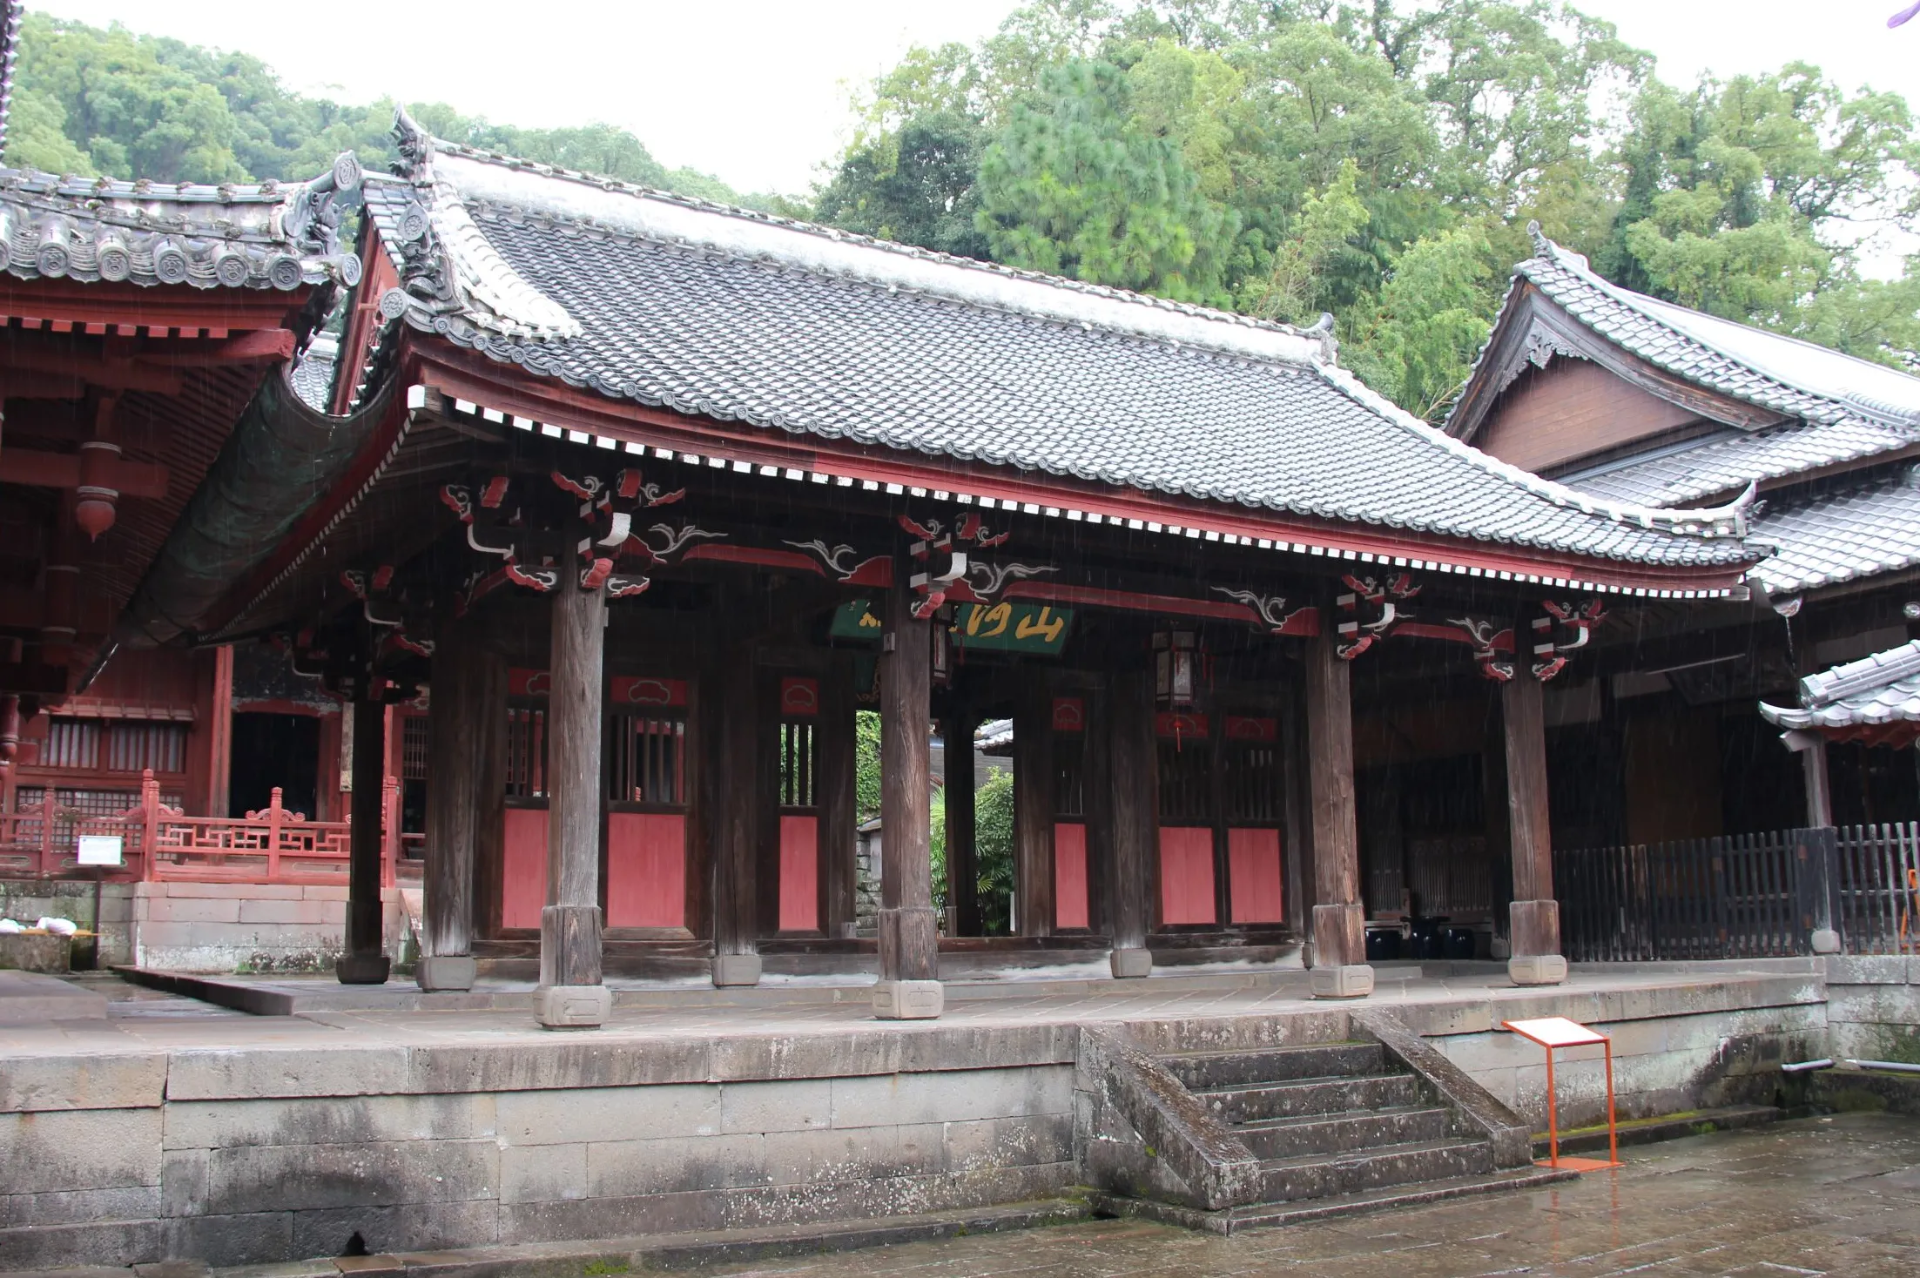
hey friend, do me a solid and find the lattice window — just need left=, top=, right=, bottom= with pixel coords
left=1156, top=738, right=1213, bottom=823
left=777, top=720, right=815, bottom=809
left=105, top=721, right=187, bottom=774
left=610, top=714, right=686, bottom=806
left=401, top=716, right=429, bottom=782
left=506, top=707, right=547, bottom=799
left=1054, top=735, right=1086, bottom=818
left=1224, top=743, right=1279, bottom=824
left=44, top=718, right=100, bottom=769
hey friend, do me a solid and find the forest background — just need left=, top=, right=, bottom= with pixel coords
left=9, top=0, right=1918, bottom=925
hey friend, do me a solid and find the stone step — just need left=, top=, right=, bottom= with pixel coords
left=1255, top=1137, right=1496, bottom=1203
left=1233, top=1105, right=1454, bottom=1160
left=1198, top=1072, right=1421, bottom=1124
left=1091, top=1166, right=1580, bottom=1234
left=1155, top=1041, right=1388, bottom=1089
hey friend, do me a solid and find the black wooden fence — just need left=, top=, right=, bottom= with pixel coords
left=1556, top=824, right=1920, bottom=961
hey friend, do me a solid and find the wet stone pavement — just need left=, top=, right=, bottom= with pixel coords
left=690, top=1114, right=1920, bottom=1278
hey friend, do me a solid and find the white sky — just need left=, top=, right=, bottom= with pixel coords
left=24, top=0, right=1920, bottom=196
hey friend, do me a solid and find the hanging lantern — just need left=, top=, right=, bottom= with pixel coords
left=1153, top=627, right=1199, bottom=708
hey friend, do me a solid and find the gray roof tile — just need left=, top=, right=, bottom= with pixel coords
left=363, top=139, right=1755, bottom=572
left=1761, top=639, right=1920, bottom=730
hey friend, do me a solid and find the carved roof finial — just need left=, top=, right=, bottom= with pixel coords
left=391, top=107, right=434, bottom=180
left=1303, top=311, right=1338, bottom=363
left=1527, top=219, right=1552, bottom=258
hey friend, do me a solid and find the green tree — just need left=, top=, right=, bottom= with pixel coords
left=976, top=59, right=1239, bottom=302
left=814, top=111, right=991, bottom=258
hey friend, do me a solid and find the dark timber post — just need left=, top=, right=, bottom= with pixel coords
left=945, top=693, right=980, bottom=937
left=1107, top=670, right=1155, bottom=978
left=710, top=641, right=762, bottom=984
left=1013, top=667, right=1054, bottom=936
left=819, top=654, right=859, bottom=939
left=418, top=623, right=478, bottom=990
left=1503, top=667, right=1566, bottom=985
left=535, top=581, right=611, bottom=1027
left=337, top=694, right=391, bottom=984
left=874, top=564, right=941, bottom=1018
left=1304, top=628, right=1372, bottom=998
left=470, top=642, right=508, bottom=943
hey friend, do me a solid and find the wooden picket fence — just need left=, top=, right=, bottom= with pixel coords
left=1557, top=825, right=1920, bottom=961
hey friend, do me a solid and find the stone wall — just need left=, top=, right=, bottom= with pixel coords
left=0, top=879, right=133, bottom=967
left=0, top=1026, right=1077, bottom=1270
left=1824, top=955, right=1920, bottom=1064
left=126, top=882, right=406, bottom=974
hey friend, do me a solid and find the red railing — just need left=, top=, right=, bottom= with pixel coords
left=0, top=769, right=420, bottom=887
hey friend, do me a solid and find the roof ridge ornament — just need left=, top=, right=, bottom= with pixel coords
left=391, top=107, right=435, bottom=181
left=1527, top=219, right=1552, bottom=259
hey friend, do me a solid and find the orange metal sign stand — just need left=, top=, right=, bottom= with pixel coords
left=1502, top=1015, right=1623, bottom=1171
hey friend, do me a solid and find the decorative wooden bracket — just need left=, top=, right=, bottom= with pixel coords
left=1336, top=572, right=1421, bottom=659
left=340, top=567, right=403, bottom=627
left=784, top=539, right=892, bottom=586
left=1450, top=617, right=1516, bottom=682
left=1212, top=588, right=1319, bottom=637
left=1531, top=600, right=1606, bottom=681
left=902, top=512, right=1032, bottom=618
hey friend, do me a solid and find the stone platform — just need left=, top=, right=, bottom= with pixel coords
left=0, top=956, right=1910, bottom=1271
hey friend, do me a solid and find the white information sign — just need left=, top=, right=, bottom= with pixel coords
left=75, top=835, right=124, bottom=867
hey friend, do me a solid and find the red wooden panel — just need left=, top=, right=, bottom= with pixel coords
left=1158, top=826, right=1216, bottom=925
left=1228, top=827, right=1284, bottom=924
left=610, top=676, right=688, bottom=707
left=778, top=813, right=819, bottom=932
left=606, top=812, right=686, bottom=928
left=501, top=807, right=548, bottom=930
left=1054, top=821, right=1089, bottom=929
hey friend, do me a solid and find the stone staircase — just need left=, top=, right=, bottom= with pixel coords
left=1079, top=1013, right=1577, bottom=1233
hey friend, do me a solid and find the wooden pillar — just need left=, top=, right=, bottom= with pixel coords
left=819, top=654, right=859, bottom=939
left=1503, top=669, right=1566, bottom=985
left=874, top=568, right=941, bottom=1018
left=1012, top=668, right=1054, bottom=936
left=945, top=695, right=980, bottom=938
left=418, top=624, right=479, bottom=990
left=471, top=639, right=508, bottom=944
left=710, top=646, right=762, bottom=984
left=208, top=645, right=234, bottom=817
left=337, top=694, right=391, bottom=984
left=1107, top=669, right=1155, bottom=977
left=535, top=583, right=611, bottom=1027
left=1304, top=629, right=1371, bottom=998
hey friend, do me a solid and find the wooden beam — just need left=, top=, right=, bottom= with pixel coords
left=1106, top=670, right=1155, bottom=976
left=0, top=448, right=169, bottom=499
left=1012, top=666, right=1054, bottom=936
left=133, top=328, right=294, bottom=367
left=1304, top=627, right=1370, bottom=996
left=818, top=653, right=858, bottom=938
left=0, top=349, right=182, bottom=395
left=420, top=623, right=479, bottom=989
left=337, top=695, right=391, bottom=984
left=1502, top=667, right=1565, bottom=983
left=537, top=581, right=609, bottom=1023
left=709, top=621, right=762, bottom=982
left=876, top=557, right=941, bottom=1015
left=0, top=662, right=71, bottom=697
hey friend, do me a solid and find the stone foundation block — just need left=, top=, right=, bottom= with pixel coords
left=1109, top=947, right=1151, bottom=979
left=534, top=984, right=610, bottom=1029
left=1509, top=954, right=1569, bottom=986
left=415, top=955, right=477, bottom=991
left=872, top=979, right=943, bottom=1020
left=335, top=952, right=390, bottom=985
left=1310, top=963, right=1374, bottom=999
left=712, top=953, right=762, bottom=987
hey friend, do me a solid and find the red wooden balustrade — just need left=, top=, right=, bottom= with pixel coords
left=0, top=770, right=421, bottom=886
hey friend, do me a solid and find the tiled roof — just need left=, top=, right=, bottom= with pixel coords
left=1484, top=232, right=1920, bottom=508
left=1761, top=640, right=1920, bottom=731
left=0, top=158, right=365, bottom=291
left=1746, top=468, right=1920, bottom=596
left=0, top=2, right=19, bottom=158
left=289, top=333, right=339, bottom=410
left=359, top=126, right=1754, bottom=573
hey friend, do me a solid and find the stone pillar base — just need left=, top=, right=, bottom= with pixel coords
left=1310, top=963, right=1374, bottom=999
left=1110, top=947, right=1152, bottom=979
left=335, top=953, right=390, bottom=985
left=1507, top=954, right=1568, bottom=986
left=1811, top=928, right=1841, bottom=955
left=712, top=953, right=763, bottom=987
left=534, top=983, right=611, bottom=1028
left=872, top=979, right=943, bottom=1020
left=415, top=955, right=477, bottom=991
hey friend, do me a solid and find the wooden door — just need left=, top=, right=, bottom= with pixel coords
left=1156, top=711, right=1217, bottom=925
left=1052, top=696, right=1090, bottom=929
left=1222, top=716, right=1284, bottom=923
left=774, top=677, right=822, bottom=933
left=604, top=677, right=690, bottom=930
left=500, top=671, right=549, bottom=931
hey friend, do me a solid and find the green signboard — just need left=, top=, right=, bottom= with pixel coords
left=830, top=599, right=1075, bottom=655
